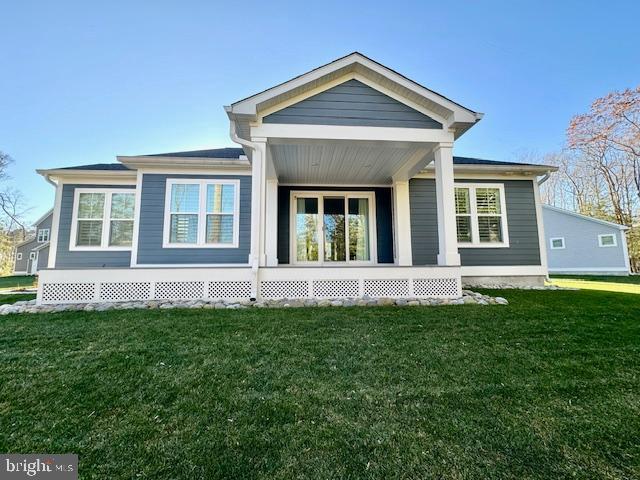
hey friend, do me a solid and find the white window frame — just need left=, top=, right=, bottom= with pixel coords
left=598, top=233, right=617, bottom=248
left=454, top=183, right=510, bottom=248
left=69, top=188, right=136, bottom=251
left=29, top=251, right=37, bottom=260
left=289, top=190, right=378, bottom=266
left=162, top=178, right=240, bottom=249
left=16, top=252, right=22, bottom=261
left=37, top=228, right=50, bottom=242
left=550, top=237, right=565, bottom=249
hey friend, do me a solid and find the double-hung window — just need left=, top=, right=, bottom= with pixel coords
left=164, top=179, right=239, bottom=248
left=37, top=229, right=50, bottom=242
left=454, top=184, right=509, bottom=247
left=71, top=189, right=135, bottom=250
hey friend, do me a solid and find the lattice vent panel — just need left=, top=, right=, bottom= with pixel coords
left=412, top=278, right=460, bottom=298
left=312, top=279, right=359, bottom=298
left=260, top=280, right=309, bottom=299
left=99, top=282, right=152, bottom=301
left=208, top=281, right=252, bottom=299
left=363, top=279, right=410, bottom=298
left=41, top=283, right=95, bottom=303
left=154, top=281, right=205, bottom=300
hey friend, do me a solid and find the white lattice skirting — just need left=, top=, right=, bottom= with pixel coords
left=37, top=266, right=462, bottom=304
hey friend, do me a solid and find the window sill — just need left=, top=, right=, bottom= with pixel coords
left=458, top=242, right=510, bottom=249
left=161, top=243, right=239, bottom=249
left=69, top=246, right=132, bottom=252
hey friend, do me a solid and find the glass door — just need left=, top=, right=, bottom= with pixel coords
left=292, top=192, right=375, bottom=265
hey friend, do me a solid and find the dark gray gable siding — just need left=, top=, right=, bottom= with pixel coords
left=14, top=239, right=37, bottom=272
left=37, top=246, right=49, bottom=270
left=136, top=174, right=251, bottom=265
left=277, top=186, right=394, bottom=264
left=36, top=213, right=53, bottom=233
left=56, top=184, right=134, bottom=268
left=410, top=179, right=541, bottom=266
left=264, top=79, right=443, bottom=129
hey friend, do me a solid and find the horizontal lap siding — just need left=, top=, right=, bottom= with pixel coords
left=264, top=79, right=442, bottom=129
left=278, top=186, right=394, bottom=264
left=409, top=179, right=541, bottom=266
left=136, top=174, right=251, bottom=264
left=56, top=184, right=134, bottom=268
left=14, top=240, right=37, bottom=272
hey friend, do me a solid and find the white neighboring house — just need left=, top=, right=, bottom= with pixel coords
left=542, top=205, right=631, bottom=275
left=13, top=209, right=53, bottom=275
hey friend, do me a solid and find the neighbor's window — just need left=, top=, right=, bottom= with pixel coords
left=72, top=189, right=135, bottom=249
left=598, top=233, right=617, bottom=247
left=16, top=252, right=22, bottom=260
left=164, top=179, right=239, bottom=247
left=454, top=184, right=508, bottom=246
left=29, top=252, right=36, bottom=260
left=550, top=237, right=565, bottom=249
left=37, top=228, right=50, bottom=242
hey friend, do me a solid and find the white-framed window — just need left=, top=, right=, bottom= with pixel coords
left=598, top=233, right=617, bottom=247
left=16, top=252, right=22, bottom=261
left=70, top=188, right=135, bottom=250
left=37, top=228, right=50, bottom=243
left=550, top=237, right=565, bottom=249
left=163, top=178, right=240, bottom=248
left=29, top=252, right=36, bottom=260
left=454, top=183, right=509, bottom=247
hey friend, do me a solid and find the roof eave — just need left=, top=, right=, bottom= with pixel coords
left=36, top=168, right=137, bottom=179
left=542, top=204, right=629, bottom=230
left=117, top=156, right=250, bottom=169
left=423, top=164, right=557, bottom=175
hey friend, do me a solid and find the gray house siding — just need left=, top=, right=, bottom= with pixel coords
left=264, top=79, right=443, bottom=129
left=14, top=239, right=37, bottom=273
left=543, top=207, right=628, bottom=273
left=136, top=174, right=251, bottom=265
left=37, top=214, right=52, bottom=237
left=277, top=186, right=394, bottom=264
left=56, top=184, right=134, bottom=268
left=410, top=179, right=541, bottom=266
left=37, top=245, right=49, bottom=270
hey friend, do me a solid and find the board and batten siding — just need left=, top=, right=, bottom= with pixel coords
left=277, top=186, right=394, bottom=264
left=55, top=184, right=134, bottom=268
left=136, top=174, right=251, bottom=265
left=264, top=79, right=443, bottom=129
left=409, top=179, right=541, bottom=266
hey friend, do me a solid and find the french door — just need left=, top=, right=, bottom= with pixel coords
left=291, top=192, right=376, bottom=265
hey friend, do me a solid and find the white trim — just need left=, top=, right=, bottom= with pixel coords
left=548, top=267, right=630, bottom=273
left=533, top=180, right=548, bottom=274
left=162, top=178, right=240, bottom=249
left=32, top=241, right=50, bottom=252
left=621, top=230, right=631, bottom=273
left=461, top=265, right=547, bottom=276
left=454, top=183, right=510, bottom=248
left=542, top=204, right=628, bottom=230
left=133, top=263, right=251, bottom=268
left=392, top=181, right=412, bottom=265
left=33, top=209, right=53, bottom=228
left=130, top=170, right=144, bottom=266
left=434, top=145, right=461, bottom=265
left=16, top=252, right=22, bottom=260
left=289, top=190, right=377, bottom=266
left=415, top=165, right=555, bottom=177
left=129, top=166, right=252, bottom=176
left=37, top=228, right=50, bottom=243
left=549, top=237, right=565, bottom=250
left=48, top=180, right=64, bottom=268
left=265, top=178, right=279, bottom=266
left=29, top=251, right=38, bottom=275
left=118, top=156, right=250, bottom=170
left=13, top=271, right=28, bottom=275
left=69, top=188, right=136, bottom=251
left=598, top=233, right=617, bottom=248
left=37, top=171, right=138, bottom=183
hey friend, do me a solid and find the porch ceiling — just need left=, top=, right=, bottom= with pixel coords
left=269, top=141, right=434, bottom=184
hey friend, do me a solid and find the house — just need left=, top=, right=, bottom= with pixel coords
left=13, top=210, right=53, bottom=276
left=34, top=52, right=557, bottom=305
left=543, top=205, right=631, bottom=275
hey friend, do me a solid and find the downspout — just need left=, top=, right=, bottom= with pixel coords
left=229, top=118, right=262, bottom=300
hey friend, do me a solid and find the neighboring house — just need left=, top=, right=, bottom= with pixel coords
left=13, top=210, right=53, bottom=275
left=543, top=205, right=631, bottom=275
left=34, top=52, right=557, bottom=305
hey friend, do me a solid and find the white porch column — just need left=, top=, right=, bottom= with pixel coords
left=392, top=180, right=413, bottom=266
left=249, top=138, right=266, bottom=271
left=434, top=143, right=460, bottom=266
left=265, top=178, right=279, bottom=266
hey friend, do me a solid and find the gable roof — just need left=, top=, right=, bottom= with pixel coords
left=543, top=204, right=629, bottom=230
left=56, top=163, right=132, bottom=171
left=145, top=147, right=246, bottom=159
left=33, top=209, right=53, bottom=227
left=226, top=52, right=482, bottom=138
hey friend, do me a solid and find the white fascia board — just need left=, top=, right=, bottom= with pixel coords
left=227, top=53, right=481, bottom=125
left=32, top=242, right=50, bottom=252
left=416, top=164, right=556, bottom=177
left=542, top=204, right=629, bottom=230
left=117, top=156, right=250, bottom=169
left=32, top=209, right=53, bottom=228
left=37, top=169, right=137, bottom=183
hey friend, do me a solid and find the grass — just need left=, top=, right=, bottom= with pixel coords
left=549, top=275, right=640, bottom=294
left=0, top=293, right=36, bottom=305
left=0, top=290, right=639, bottom=479
left=0, top=275, right=36, bottom=291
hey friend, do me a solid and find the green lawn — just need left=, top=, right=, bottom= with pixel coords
left=1, top=290, right=639, bottom=479
left=549, top=275, right=640, bottom=294
left=0, top=275, right=36, bottom=290
left=0, top=293, right=36, bottom=304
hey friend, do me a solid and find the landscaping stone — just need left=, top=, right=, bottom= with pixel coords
left=0, top=289, right=511, bottom=315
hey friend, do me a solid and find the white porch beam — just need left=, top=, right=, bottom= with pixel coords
left=434, top=144, right=460, bottom=266
left=392, top=180, right=413, bottom=266
left=251, top=124, right=455, bottom=144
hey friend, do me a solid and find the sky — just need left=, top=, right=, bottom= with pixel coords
left=1, top=0, right=639, bottom=223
